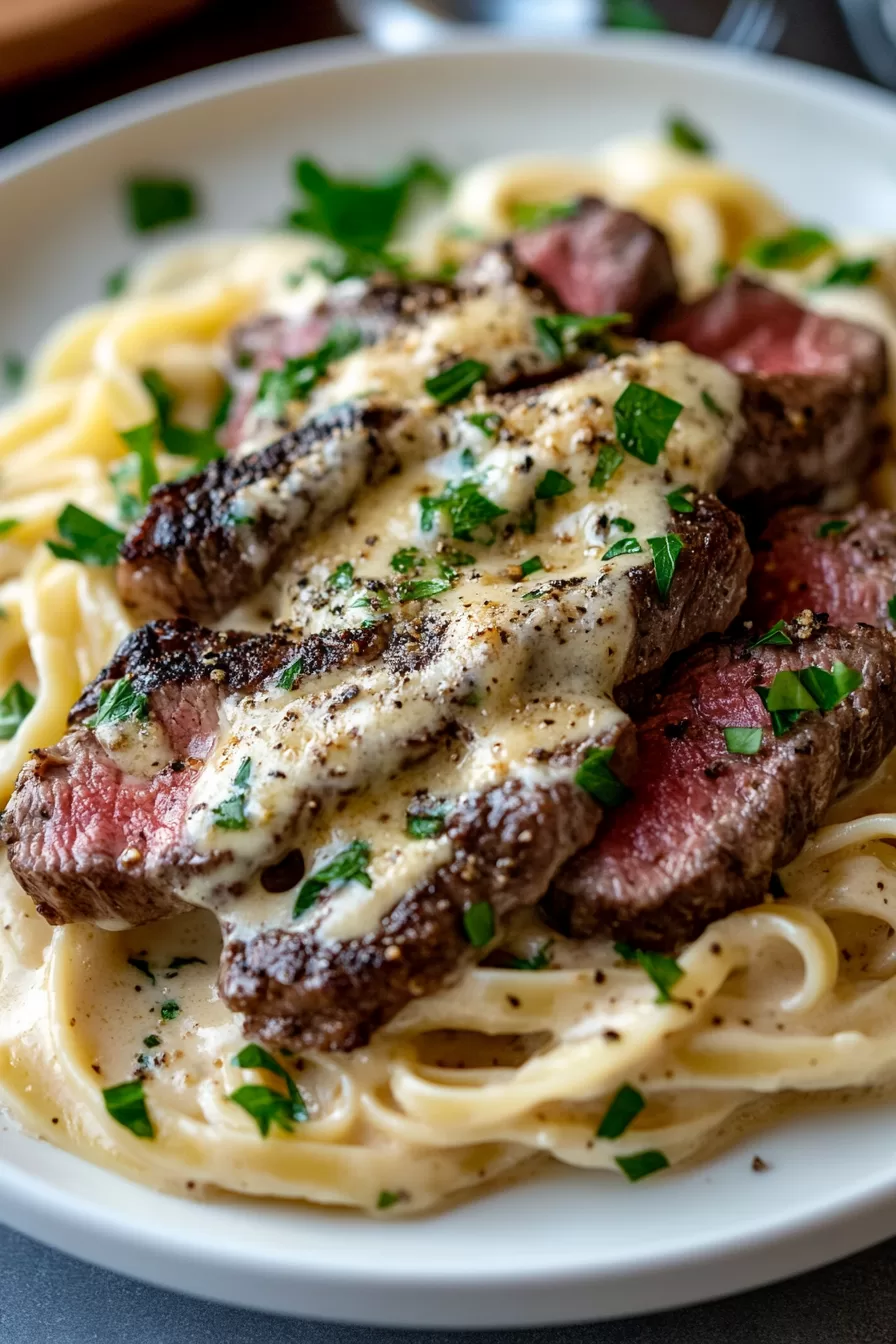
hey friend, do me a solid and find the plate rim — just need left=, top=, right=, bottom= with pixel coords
left=4, top=30, right=896, bottom=1324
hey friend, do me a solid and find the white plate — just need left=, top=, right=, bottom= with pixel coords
left=4, top=33, right=896, bottom=1329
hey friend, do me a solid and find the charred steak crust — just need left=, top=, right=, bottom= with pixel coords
left=222, top=729, right=637, bottom=1053
left=117, top=403, right=398, bottom=624
left=621, top=493, right=751, bottom=686
left=653, top=274, right=889, bottom=515
left=550, top=624, right=896, bottom=949
left=747, top=504, right=896, bottom=632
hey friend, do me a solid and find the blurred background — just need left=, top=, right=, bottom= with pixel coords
left=0, top=0, right=891, bottom=153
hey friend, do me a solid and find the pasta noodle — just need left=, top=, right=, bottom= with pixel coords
left=3, top=139, right=896, bottom=1215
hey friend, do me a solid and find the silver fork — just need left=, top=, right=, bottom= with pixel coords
left=713, top=0, right=787, bottom=51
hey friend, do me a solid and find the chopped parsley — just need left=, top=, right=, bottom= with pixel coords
left=614, top=942, right=684, bottom=1004
left=228, top=1042, right=308, bottom=1136
left=818, top=257, right=876, bottom=288
left=419, top=480, right=507, bottom=541
left=519, top=555, right=543, bottom=577
left=597, top=1084, right=646, bottom=1140
left=723, top=726, right=763, bottom=755
left=143, top=1035, right=161, bottom=1049
left=328, top=561, right=355, bottom=591
left=425, top=359, right=489, bottom=406
left=590, top=444, right=625, bottom=490
left=666, top=484, right=696, bottom=514
left=0, top=519, right=18, bottom=537
left=648, top=533, right=683, bottom=600
left=756, top=662, right=863, bottom=737
left=390, top=546, right=424, bottom=574
left=463, top=901, right=495, bottom=947
left=744, top=227, right=832, bottom=270
left=701, top=389, right=725, bottom=417
left=160, top=423, right=224, bottom=465
left=614, top=383, right=683, bottom=465
left=294, top=840, right=372, bottom=916
left=255, top=324, right=362, bottom=419
left=287, top=156, right=449, bottom=264
left=141, top=368, right=175, bottom=425
left=0, top=682, right=35, bottom=740
left=3, top=353, right=25, bottom=390
left=276, top=658, right=304, bottom=691
left=509, top=200, right=577, bottom=230
left=818, top=518, right=849, bottom=538
left=604, top=537, right=642, bottom=561
left=532, top=312, right=629, bottom=361
left=160, top=1001, right=180, bottom=1022
left=126, top=177, right=198, bottom=233
left=612, top=518, right=635, bottom=533
left=509, top=942, right=553, bottom=971
left=666, top=114, right=712, bottom=156
left=86, top=677, right=149, bottom=729
left=575, top=747, right=629, bottom=807
left=47, top=504, right=125, bottom=566
left=889, top=596, right=896, bottom=623
left=605, top=0, right=666, bottom=28
left=212, top=757, right=252, bottom=831
left=397, top=577, right=452, bottom=601
left=535, top=469, right=575, bottom=500
left=406, top=801, right=450, bottom=839
left=749, top=619, right=792, bottom=649
left=466, top=411, right=502, bottom=438
left=377, top=1189, right=403, bottom=1209
left=104, top=266, right=129, bottom=298
left=615, top=1149, right=669, bottom=1182
left=127, top=957, right=155, bottom=985
left=102, top=1079, right=154, bottom=1139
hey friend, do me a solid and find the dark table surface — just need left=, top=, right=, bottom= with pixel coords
left=2, top=1, right=896, bottom=1339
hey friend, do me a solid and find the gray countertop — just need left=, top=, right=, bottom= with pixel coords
left=3, top=1, right=896, bottom=1339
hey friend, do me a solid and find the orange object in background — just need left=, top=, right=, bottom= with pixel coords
left=0, top=0, right=208, bottom=87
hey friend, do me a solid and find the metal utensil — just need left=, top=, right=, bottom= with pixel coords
left=338, top=0, right=788, bottom=53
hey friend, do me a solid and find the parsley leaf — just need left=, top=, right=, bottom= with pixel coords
left=229, top=1043, right=308, bottom=1136
left=616, top=1149, right=669, bottom=1182
left=520, top=555, right=543, bottom=577
left=888, top=595, right=896, bottom=623
left=406, top=801, right=450, bottom=839
left=534, top=469, right=575, bottom=501
left=255, top=324, right=362, bottom=419
left=604, top=537, right=642, bottom=560
left=648, top=533, right=683, bottom=600
left=295, top=840, right=372, bottom=916
left=575, top=747, right=629, bottom=806
left=701, top=388, right=725, bottom=417
left=390, top=547, right=423, bottom=574
left=509, top=201, right=577, bottom=230
left=160, top=1000, right=180, bottom=1022
left=140, top=368, right=175, bottom=426
left=143, top=1035, right=161, bottom=1049
left=397, top=577, right=452, bottom=601
left=755, top=662, right=863, bottom=737
left=288, top=156, right=449, bottom=256
left=818, top=518, right=849, bottom=538
left=744, top=227, right=832, bottom=270
left=119, top=422, right=159, bottom=503
left=212, top=757, right=252, bottom=831
left=590, top=444, right=624, bottom=490
left=532, top=312, right=629, bottom=361
left=723, top=726, right=763, bottom=755
left=161, top=423, right=224, bottom=465
left=614, top=383, right=682, bottom=465
left=0, top=519, right=18, bottom=537
left=377, top=1189, right=403, bottom=1209
left=420, top=480, right=507, bottom=541
left=509, top=941, right=553, bottom=971
left=103, top=1079, right=154, bottom=1138
left=425, top=359, right=489, bottom=405
left=276, top=657, right=304, bottom=691
left=3, top=353, right=25, bottom=390
left=666, top=484, right=696, bottom=514
left=666, top=114, right=712, bottom=156
left=328, top=562, right=354, bottom=591
left=0, top=682, right=35, bottom=740
left=86, top=677, right=149, bottom=729
left=615, top=942, right=684, bottom=1004
left=47, top=505, right=125, bottom=566
left=126, top=177, right=198, bottom=233
left=597, top=1083, right=646, bottom=1140
left=750, top=619, right=792, bottom=648
left=105, top=266, right=129, bottom=297
left=466, top=411, right=502, bottom=438
left=818, top=257, right=877, bottom=288
left=463, top=901, right=495, bottom=947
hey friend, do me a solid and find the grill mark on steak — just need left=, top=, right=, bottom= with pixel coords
left=549, top=624, right=896, bottom=949
left=747, top=504, right=896, bottom=632
left=224, top=736, right=634, bottom=1052
left=653, top=274, right=889, bottom=517
left=117, top=403, right=398, bottom=624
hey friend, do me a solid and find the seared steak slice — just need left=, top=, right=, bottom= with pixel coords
left=118, top=404, right=397, bottom=624
left=1, top=620, right=396, bottom=928
left=747, top=504, right=896, bottom=631
left=511, top=196, right=678, bottom=327
left=654, top=273, right=888, bottom=514
left=551, top=623, right=896, bottom=948
left=224, top=735, right=634, bottom=1052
